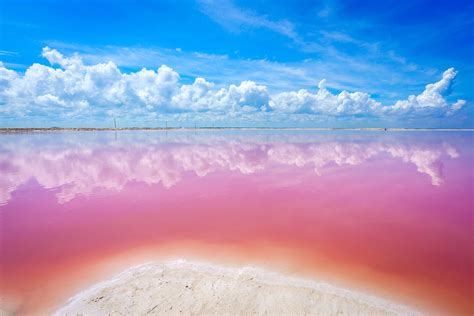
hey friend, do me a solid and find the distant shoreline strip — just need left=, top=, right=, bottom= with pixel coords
left=1, top=127, right=473, bottom=133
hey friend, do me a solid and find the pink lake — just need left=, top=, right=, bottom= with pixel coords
left=0, top=130, right=473, bottom=314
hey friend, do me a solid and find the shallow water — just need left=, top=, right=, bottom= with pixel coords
left=0, top=130, right=473, bottom=314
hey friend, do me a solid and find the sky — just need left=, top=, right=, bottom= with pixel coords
left=0, top=0, right=473, bottom=128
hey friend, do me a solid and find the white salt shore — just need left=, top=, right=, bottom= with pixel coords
left=54, top=260, right=422, bottom=315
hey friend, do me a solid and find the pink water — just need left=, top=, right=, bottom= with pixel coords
left=0, top=131, right=473, bottom=314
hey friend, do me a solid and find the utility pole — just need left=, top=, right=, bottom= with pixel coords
left=165, top=121, right=168, bottom=129
left=114, top=117, right=117, bottom=129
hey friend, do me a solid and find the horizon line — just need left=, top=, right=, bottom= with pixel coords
left=1, top=127, right=473, bottom=133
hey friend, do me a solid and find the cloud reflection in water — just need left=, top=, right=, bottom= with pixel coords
left=0, top=131, right=460, bottom=205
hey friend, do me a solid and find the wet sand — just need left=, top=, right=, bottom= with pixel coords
left=54, top=260, right=421, bottom=316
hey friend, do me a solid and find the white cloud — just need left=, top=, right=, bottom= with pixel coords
left=269, top=67, right=467, bottom=117
left=41, top=42, right=442, bottom=97
left=269, top=80, right=381, bottom=115
left=0, top=48, right=269, bottom=117
left=390, top=68, right=465, bottom=113
left=0, top=61, right=18, bottom=94
left=171, top=78, right=269, bottom=113
left=451, top=99, right=466, bottom=111
left=0, top=48, right=467, bottom=120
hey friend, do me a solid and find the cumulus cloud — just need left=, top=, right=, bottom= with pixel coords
left=0, top=48, right=270, bottom=118
left=269, top=80, right=381, bottom=115
left=269, top=68, right=466, bottom=116
left=171, top=78, right=269, bottom=112
left=0, top=48, right=467, bottom=120
left=390, top=68, right=466, bottom=114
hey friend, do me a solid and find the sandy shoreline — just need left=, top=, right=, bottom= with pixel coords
left=53, top=260, right=422, bottom=315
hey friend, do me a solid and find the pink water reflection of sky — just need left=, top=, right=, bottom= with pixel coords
left=0, top=131, right=473, bottom=314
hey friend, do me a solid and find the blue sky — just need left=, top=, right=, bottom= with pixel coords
left=0, top=0, right=473, bottom=127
